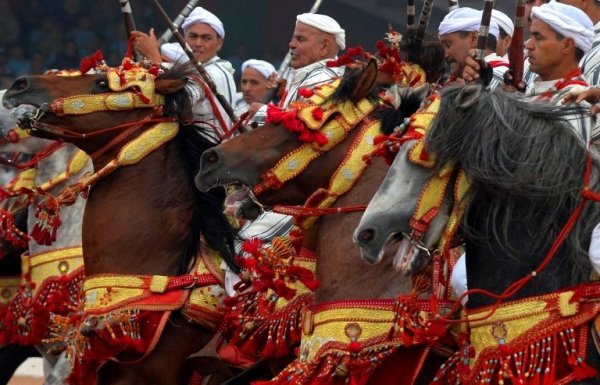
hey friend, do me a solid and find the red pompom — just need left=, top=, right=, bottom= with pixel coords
left=297, top=88, right=314, bottom=98
left=311, top=106, right=324, bottom=121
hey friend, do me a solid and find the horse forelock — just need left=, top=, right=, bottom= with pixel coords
left=157, top=63, right=197, bottom=122
left=426, top=86, right=599, bottom=281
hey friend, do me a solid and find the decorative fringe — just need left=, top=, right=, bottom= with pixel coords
left=0, top=209, right=29, bottom=251
left=3, top=269, right=84, bottom=346
left=219, top=292, right=312, bottom=360
left=218, top=234, right=317, bottom=361
left=48, top=308, right=165, bottom=385
left=432, top=326, right=598, bottom=384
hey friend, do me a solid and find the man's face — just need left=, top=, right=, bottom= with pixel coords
left=185, top=23, right=223, bottom=63
left=241, top=67, right=269, bottom=104
left=440, top=31, right=475, bottom=77
left=525, top=19, right=566, bottom=80
left=496, top=35, right=512, bottom=57
left=289, top=22, right=326, bottom=69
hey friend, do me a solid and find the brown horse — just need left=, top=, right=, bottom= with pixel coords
left=197, top=62, right=450, bottom=385
left=2, top=62, right=239, bottom=385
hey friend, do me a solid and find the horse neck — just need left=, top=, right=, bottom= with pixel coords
left=312, top=157, right=414, bottom=304
left=82, top=136, right=198, bottom=277
left=28, top=144, right=90, bottom=254
left=464, top=192, right=588, bottom=309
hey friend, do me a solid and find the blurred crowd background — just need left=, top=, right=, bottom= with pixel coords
left=0, top=0, right=513, bottom=90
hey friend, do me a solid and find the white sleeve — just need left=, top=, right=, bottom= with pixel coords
left=589, top=222, right=600, bottom=275
left=450, top=253, right=468, bottom=305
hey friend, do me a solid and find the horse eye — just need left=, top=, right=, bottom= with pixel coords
left=96, top=79, right=108, bottom=90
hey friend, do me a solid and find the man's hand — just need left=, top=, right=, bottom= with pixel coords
left=462, top=55, right=481, bottom=83
left=563, top=86, right=600, bottom=115
left=247, top=102, right=265, bottom=119
left=131, top=28, right=162, bottom=64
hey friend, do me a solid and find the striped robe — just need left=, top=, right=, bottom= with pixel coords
left=581, top=22, right=600, bottom=86
left=526, top=74, right=596, bottom=144
left=485, top=53, right=510, bottom=91
left=186, top=56, right=237, bottom=143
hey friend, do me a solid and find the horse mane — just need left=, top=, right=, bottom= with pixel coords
left=400, top=29, right=446, bottom=84
left=426, top=85, right=600, bottom=282
left=332, top=66, right=428, bottom=135
left=156, top=63, right=197, bottom=123
left=155, top=63, right=238, bottom=274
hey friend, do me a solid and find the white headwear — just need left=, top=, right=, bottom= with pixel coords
left=160, top=42, right=189, bottom=63
left=491, top=9, right=515, bottom=37
left=242, top=59, right=276, bottom=79
left=296, top=13, right=346, bottom=50
left=438, top=7, right=500, bottom=38
left=181, top=7, right=225, bottom=38
left=531, top=0, right=594, bottom=53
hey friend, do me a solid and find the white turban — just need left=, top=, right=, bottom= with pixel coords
left=296, top=13, right=346, bottom=50
left=492, top=10, right=514, bottom=37
left=438, top=7, right=500, bottom=38
left=160, top=42, right=189, bottom=63
left=181, top=7, right=225, bottom=38
left=242, top=59, right=276, bottom=79
left=531, top=0, right=594, bottom=53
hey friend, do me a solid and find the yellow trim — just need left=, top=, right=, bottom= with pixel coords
left=301, top=119, right=380, bottom=229
left=299, top=304, right=397, bottom=363
left=12, top=168, right=37, bottom=191
left=149, top=276, right=169, bottom=293
left=22, top=246, right=84, bottom=295
left=468, top=297, right=553, bottom=364
left=117, top=122, right=178, bottom=165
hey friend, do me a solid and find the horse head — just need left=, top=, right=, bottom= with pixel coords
left=353, top=137, right=453, bottom=275
left=2, top=63, right=196, bottom=162
left=196, top=60, right=428, bottom=223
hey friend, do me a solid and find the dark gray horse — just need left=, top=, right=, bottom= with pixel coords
left=355, top=85, right=600, bottom=384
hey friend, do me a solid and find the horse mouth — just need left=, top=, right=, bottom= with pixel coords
left=8, top=104, right=38, bottom=129
left=388, top=233, right=431, bottom=276
left=224, top=184, right=264, bottom=221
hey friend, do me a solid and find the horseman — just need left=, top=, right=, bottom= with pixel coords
left=438, top=7, right=507, bottom=90
left=560, top=0, right=600, bottom=85
left=234, top=59, right=277, bottom=117
left=491, top=9, right=514, bottom=59
left=249, top=13, right=346, bottom=122
left=464, top=1, right=597, bottom=144
left=131, top=6, right=236, bottom=143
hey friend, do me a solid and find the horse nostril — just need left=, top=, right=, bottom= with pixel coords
left=359, top=228, right=375, bottom=242
left=204, top=149, right=219, bottom=164
left=12, top=77, right=29, bottom=92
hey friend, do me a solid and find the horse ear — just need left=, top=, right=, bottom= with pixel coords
left=351, top=59, right=378, bottom=101
left=455, top=84, right=483, bottom=110
left=154, top=78, right=187, bottom=94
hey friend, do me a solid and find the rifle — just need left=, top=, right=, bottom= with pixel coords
left=448, top=0, right=460, bottom=11
left=151, top=0, right=239, bottom=126
left=407, top=0, right=416, bottom=27
left=156, top=0, right=200, bottom=45
left=507, top=0, right=526, bottom=90
left=261, top=0, right=325, bottom=103
left=474, top=0, right=495, bottom=86
left=119, top=0, right=142, bottom=61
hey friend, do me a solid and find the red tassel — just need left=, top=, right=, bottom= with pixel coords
left=573, top=361, right=598, bottom=381
left=79, top=50, right=104, bottom=73
left=298, top=129, right=314, bottom=143
left=313, top=132, right=329, bottom=146
left=298, top=88, right=314, bottom=98
left=348, top=341, right=362, bottom=354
